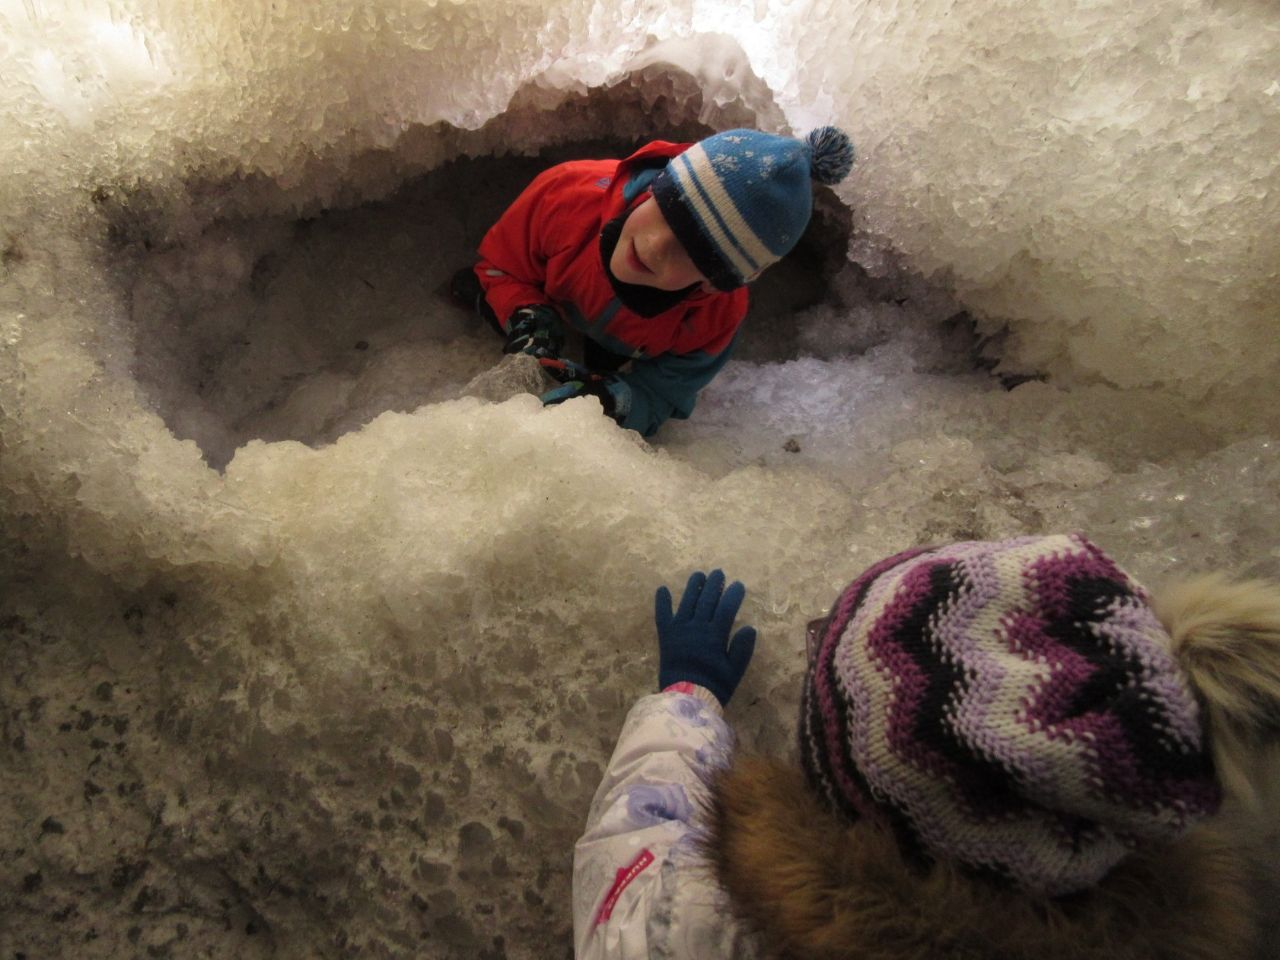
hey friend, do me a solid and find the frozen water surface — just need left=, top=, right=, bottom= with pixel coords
left=2, top=2, right=1278, bottom=958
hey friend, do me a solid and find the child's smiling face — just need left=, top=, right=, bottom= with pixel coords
left=610, top=197, right=710, bottom=291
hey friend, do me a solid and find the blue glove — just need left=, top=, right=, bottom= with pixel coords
left=655, top=570, right=757, bottom=706
left=538, top=357, right=632, bottom=421
left=503, top=304, right=564, bottom=358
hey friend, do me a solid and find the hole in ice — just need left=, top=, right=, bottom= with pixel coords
left=122, top=150, right=558, bottom=471
left=115, top=144, right=861, bottom=470
left=99, top=68, right=984, bottom=471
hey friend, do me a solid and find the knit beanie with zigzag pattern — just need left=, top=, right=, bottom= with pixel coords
left=800, top=534, right=1221, bottom=896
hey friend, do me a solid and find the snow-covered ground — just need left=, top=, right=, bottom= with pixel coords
left=1, top=2, right=1277, bottom=957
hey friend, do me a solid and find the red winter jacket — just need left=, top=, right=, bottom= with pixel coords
left=476, top=141, right=749, bottom=436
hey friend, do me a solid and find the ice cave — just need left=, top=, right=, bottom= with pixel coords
left=1, top=1, right=1278, bottom=957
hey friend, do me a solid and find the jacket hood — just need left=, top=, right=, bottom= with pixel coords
left=609, top=140, right=688, bottom=216
left=617, top=138, right=690, bottom=172
left=702, top=756, right=1255, bottom=960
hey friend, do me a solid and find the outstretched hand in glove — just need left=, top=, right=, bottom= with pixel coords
left=655, top=570, right=757, bottom=707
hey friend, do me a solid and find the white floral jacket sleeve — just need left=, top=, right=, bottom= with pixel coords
left=572, top=684, right=759, bottom=959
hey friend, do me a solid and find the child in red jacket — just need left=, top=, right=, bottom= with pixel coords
left=452, top=127, right=854, bottom=436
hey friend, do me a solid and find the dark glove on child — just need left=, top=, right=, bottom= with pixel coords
left=655, top=570, right=757, bottom=707
left=538, top=357, right=632, bottom=422
left=503, top=304, right=565, bottom=358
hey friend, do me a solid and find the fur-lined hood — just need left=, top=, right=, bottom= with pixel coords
left=703, top=756, right=1256, bottom=960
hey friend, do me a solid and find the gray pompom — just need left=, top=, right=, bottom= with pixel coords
left=807, top=126, right=855, bottom=185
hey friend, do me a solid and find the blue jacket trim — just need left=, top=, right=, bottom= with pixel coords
left=622, top=167, right=663, bottom=205
left=616, top=330, right=741, bottom=437
left=560, top=299, right=641, bottom=358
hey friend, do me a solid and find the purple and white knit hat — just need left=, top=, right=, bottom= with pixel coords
left=800, top=534, right=1221, bottom=896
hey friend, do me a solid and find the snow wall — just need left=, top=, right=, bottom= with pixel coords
left=1, top=1, right=1278, bottom=957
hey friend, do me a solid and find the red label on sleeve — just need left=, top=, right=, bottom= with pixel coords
left=594, top=848, right=655, bottom=927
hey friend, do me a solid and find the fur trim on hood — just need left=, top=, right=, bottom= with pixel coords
left=702, top=757, right=1256, bottom=960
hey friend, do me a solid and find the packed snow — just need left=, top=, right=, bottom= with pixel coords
left=1, top=1, right=1277, bottom=957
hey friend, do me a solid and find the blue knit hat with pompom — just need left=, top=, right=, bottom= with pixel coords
left=651, top=126, right=854, bottom=291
